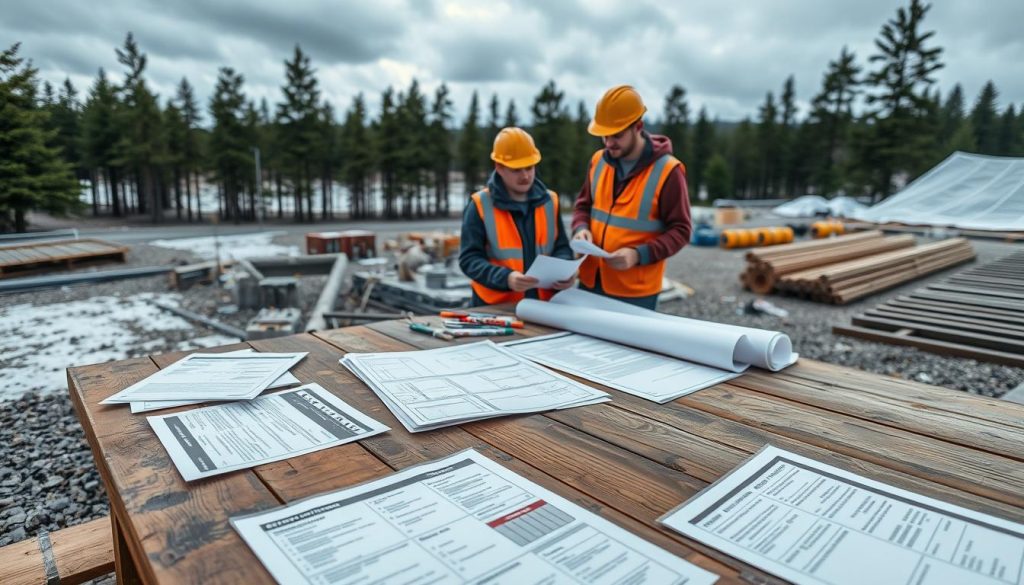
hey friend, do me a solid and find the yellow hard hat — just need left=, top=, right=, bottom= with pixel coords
left=491, top=127, right=541, bottom=169
left=588, top=85, right=647, bottom=136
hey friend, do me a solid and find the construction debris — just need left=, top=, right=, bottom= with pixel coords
left=246, top=308, right=303, bottom=340
left=149, top=300, right=246, bottom=340
left=304, top=255, right=348, bottom=332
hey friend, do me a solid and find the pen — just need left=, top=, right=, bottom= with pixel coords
left=447, top=327, right=515, bottom=337
left=408, top=322, right=454, bottom=341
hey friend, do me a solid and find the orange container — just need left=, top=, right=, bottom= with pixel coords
left=770, top=226, right=794, bottom=244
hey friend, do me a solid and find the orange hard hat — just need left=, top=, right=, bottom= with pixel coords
left=490, top=127, right=541, bottom=169
left=588, top=85, right=647, bottom=136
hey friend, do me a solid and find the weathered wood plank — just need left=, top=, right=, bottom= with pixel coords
left=727, top=369, right=1024, bottom=460
left=679, top=384, right=1024, bottom=508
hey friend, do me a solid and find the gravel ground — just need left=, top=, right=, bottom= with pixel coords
left=0, top=229, right=1021, bottom=555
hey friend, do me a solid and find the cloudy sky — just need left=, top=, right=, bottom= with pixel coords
left=8, top=0, right=1024, bottom=125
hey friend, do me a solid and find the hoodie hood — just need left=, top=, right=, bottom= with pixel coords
left=486, top=170, right=551, bottom=214
left=604, top=131, right=675, bottom=183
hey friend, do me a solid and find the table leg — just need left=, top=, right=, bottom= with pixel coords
left=111, top=513, right=143, bottom=585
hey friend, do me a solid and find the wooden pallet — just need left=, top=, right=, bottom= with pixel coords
left=834, top=251, right=1024, bottom=367
left=0, top=516, right=113, bottom=585
left=0, top=239, right=128, bottom=278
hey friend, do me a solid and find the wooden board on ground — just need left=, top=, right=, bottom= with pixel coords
left=835, top=250, right=1024, bottom=366
left=0, top=239, right=128, bottom=278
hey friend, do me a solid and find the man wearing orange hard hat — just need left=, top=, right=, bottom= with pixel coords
left=572, top=85, right=692, bottom=310
left=460, top=127, right=575, bottom=306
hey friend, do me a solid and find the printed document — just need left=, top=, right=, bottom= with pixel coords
left=101, top=352, right=307, bottom=404
left=661, top=445, right=1024, bottom=585
left=130, top=349, right=300, bottom=413
left=232, top=449, right=719, bottom=585
left=525, top=255, right=585, bottom=288
left=340, top=340, right=608, bottom=432
left=570, top=238, right=613, bottom=258
left=149, top=383, right=388, bottom=481
left=504, top=332, right=739, bottom=403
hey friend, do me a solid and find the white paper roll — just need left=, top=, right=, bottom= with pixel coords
left=516, top=289, right=798, bottom=372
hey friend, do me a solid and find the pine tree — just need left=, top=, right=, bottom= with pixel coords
left=569, top=100, right=595, bottom=204
left=458, top=91, right=485, bottom=201
left=996, top=104, right=1017, bottom=156
left=376, top=87, right=402, bottom=218
left=114, top=33, right=164, bottom=221
left=705, top=153, right=733, bottom=201
left=163, top=100, right=187, bottom=219
left=756, top=92, right=778, bottom=196
left=728, top=118, right=757, bottom=199
left=174, top=78, right=202, bottom=221
left=530, top=80, right=574, bottom=194
left=864, top=0, right=944, bottom=198
left=208, top=67, right=249, bottom=223
left=276, top=45, right=322, bottom=222
left=486, top=93, right=501, bottom=146
left=778, top=76, right=798, bottom=194
left=503, top=100, right=519, bottom=128
left=970, top=81, right=1000, bottom=154
left=429, top=84, right=454, bottom=216
left=81, top=69, right=120, bottom=216
left=662, top=85, right=690, bottom=161
left=48, top=79, right=83, bottom=177
left=0, top=43, right=81, bottom=232
left=691, top=107, right=714, bottom=199
left=939, top=84, right=964, bottom=146
left=809, top=47, right=861, bottom=194
left=341, top=93, right=374, bottom=218
left=398, top=80, right=429, bottom=217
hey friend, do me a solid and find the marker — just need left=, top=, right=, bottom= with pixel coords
left=448, top=327, right=515, bottom=337
left=408, top=322, right=453, bottom=341
left=440, top=311, right=517, bottom=322
left=443, top=319, right=509, bottom=329
left=456, top=316, right=524, bottom=328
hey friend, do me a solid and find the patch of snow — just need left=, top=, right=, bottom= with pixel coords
left=149, top=231, right=299, bottom=261
left=0, top=292, right=238, bottom=401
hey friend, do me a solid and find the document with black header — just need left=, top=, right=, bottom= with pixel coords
left=660, top=445, right=1024, bottom=585
left=149, top=383, right=388, bottom=481
left=231, top=449, right=718, bottom=585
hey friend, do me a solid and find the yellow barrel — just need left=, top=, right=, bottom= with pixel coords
left=720, top=229, right=752, bottom=249
left=811, top=221, right=832, bottom=238
left=771, top=226, right=794, bottom=244
left=755, top=227, right=774, bottom=246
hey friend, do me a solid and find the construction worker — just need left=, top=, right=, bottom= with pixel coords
left=460, top=127, right=574, bottom=306
left=572, top=85, right=692, bottom=310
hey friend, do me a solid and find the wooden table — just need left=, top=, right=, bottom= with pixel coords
left=67, top=309, right=1024, bottom=584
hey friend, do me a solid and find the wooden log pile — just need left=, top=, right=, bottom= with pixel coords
left=741, top=230, right=977, bottom=303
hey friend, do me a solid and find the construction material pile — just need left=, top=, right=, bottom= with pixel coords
left=741, top=230, right=976, bottom=304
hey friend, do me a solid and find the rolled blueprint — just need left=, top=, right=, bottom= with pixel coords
left=516, top=289, right=797, bottom=372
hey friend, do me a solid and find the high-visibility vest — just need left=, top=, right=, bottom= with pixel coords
left=579, top=150, right=684, bottom=297
left=470, top=188, right=559, bottom=305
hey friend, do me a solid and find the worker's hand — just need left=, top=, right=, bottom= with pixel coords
left=507, top=271, right=539, bottom=292
left=606, top=248, right=640, bottom=271
left=552, top=272, right=577, bottom=290
left=573, top=229, right=593, bottom=243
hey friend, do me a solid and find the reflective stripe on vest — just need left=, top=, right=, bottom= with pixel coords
left=475, top=189, right=556, bottom=260
left=590, top=154, right=669, bottom=232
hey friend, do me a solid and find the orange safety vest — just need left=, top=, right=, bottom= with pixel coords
left=579, top=150, right=684, bottom=297
left=470, top=188, right=560, bottom=305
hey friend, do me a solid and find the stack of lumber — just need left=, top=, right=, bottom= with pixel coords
left=741, top=230, right=976, bottom=303
left=779, top=238, right=975, bottom=304
left=833, top=250, right=1024, bottom=367
left=741, top=230, right=911, bottom=294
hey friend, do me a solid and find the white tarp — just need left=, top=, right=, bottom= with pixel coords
left=827, top=195, right=868, bottom=217
left=855, top=151, right=1024, bottom=231
left=772, top=195, right=830, bottom=218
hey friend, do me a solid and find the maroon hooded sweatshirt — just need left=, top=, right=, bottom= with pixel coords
left=571, top=132, right=692, bottom=266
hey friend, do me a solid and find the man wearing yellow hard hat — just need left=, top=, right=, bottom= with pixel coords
left=459, top=127, right=575, bottom=306
left=572, top=85, right=692, bottom=310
